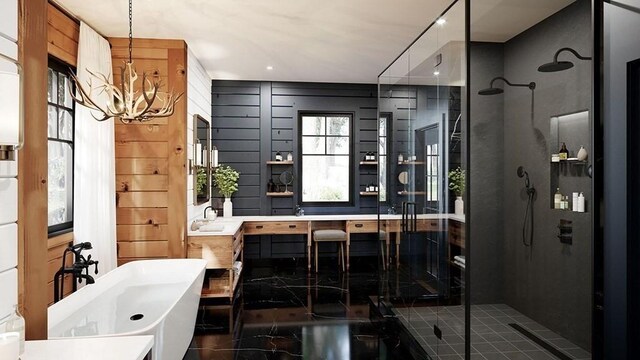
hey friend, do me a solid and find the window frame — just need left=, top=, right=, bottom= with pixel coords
left=47, top=57, right=75, bottom=237
left=378, top=112, right=392, bottom=204
left=298, top=111, right=355, bottom=207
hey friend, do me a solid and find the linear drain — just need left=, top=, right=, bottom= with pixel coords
left=130, top=313, right=144, bottom=321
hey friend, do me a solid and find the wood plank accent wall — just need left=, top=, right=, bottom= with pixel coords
left=46, top=3, right=78, bottom=66
left=18, top=0, right=49, bottom=340
left=110, top=38, right=187, bottom=264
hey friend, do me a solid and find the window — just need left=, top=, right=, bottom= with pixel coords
left=47, top=59, right=75, bottom=235
left=300, top=113, right=352, bottom=204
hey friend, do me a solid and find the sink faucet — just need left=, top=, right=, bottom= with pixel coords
left=204, top=205, right=215, bottom=219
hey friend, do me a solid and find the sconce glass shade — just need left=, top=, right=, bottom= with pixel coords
left=211, top=147, right=219, bottom=168
left=0, top=61, right=19, bottom=146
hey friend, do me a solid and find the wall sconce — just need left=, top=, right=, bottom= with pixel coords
left=0, top=53, right=24, bottom=161
left=211, top=146, right=219, bottom=168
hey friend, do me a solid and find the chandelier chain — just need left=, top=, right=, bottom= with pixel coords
left=128, top=0, right=133, bottom=63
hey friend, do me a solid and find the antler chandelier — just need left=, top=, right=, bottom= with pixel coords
left=70, top=0, right=182, bottom=123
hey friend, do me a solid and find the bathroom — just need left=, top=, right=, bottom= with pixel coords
left=0, top=0, right=638, bottom=359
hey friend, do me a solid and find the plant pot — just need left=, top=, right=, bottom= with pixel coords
left=223, top=197, right=233, bottom=217
left=455, top=196, right=464, bottom=216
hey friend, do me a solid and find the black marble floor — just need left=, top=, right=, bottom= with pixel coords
left=183, top=257, right=425, bottom=360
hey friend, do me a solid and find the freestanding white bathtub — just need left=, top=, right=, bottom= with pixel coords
left=48, top=259, right=207, bottom=360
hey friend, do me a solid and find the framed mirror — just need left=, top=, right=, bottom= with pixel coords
left=193, top=114, right=211, bottom=205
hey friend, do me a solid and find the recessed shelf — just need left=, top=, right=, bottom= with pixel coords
left=359, top=191, right=378, bottom=196
left=266, top=161, right=293, bottom=165
left=266, top=191, right=294, bottom=197
left=397, top=191, right=427, bottom=195
left=398, top=161, right=425, bottom=165
left=550, top=160, right=588, bottom=165
left=359, top=161, right=378, bottom=165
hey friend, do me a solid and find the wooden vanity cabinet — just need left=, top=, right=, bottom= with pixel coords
left=187, top=227, right=243, bottom=300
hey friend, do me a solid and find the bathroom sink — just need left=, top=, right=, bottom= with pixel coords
left=198, top=224, right=225, bottom=232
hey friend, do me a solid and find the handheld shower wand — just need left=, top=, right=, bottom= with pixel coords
left=517, top=166, right=535, bottom=247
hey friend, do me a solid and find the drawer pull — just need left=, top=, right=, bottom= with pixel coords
left=431, top=221, right=437, bottom=226
left=288, top=224, right=296, bottom=228
left=256, top=225, right=264, bottom=229
left=355, top=223, right=363, bottom=228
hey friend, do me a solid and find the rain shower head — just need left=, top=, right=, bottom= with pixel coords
left=538, top=47, right=591, bottom=73
left=477, top=76, right=536, bottom=96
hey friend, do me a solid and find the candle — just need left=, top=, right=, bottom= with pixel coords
left=0, top=332, right=19, bottom=360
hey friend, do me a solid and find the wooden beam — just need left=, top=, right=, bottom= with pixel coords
left=18, top=0, right=49, bottom=340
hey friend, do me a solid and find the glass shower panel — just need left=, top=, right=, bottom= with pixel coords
left=378, top=1, right=466, bottom=358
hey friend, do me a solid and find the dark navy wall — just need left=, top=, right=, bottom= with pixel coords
left=211, top=81, right=382, bottom=258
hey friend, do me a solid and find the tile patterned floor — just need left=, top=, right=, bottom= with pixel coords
left=394, top=304, right=591, bottom=360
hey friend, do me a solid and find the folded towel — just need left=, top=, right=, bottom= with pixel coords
left=454, top=255, right=466, bottom=264
left=232, top=261, right=243, bottom=273
left=454, top=260, right=466, bottom=269
left=199, top=224, right=224, bottom=232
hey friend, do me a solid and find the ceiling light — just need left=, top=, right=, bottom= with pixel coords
left=266, top=66, right=274, bottom=71
left=70, top=0, right=182, bottom=123
left=436, top=18, right=446, bottom=25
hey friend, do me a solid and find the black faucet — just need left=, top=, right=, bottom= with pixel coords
left=53, top=242, right=99, bottom=303
left=204, top=205, right=214, bottom=219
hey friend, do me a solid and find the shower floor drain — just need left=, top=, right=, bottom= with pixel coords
left=130, top=313, right=144, bottom=321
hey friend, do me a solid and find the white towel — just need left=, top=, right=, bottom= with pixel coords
left=454, top=255, right=465, bottom=264
left=454, top=260, right=466, bottom=269
left=232, top=261, right=242, bottom=273
left=199, top=224, right=224, bottom=232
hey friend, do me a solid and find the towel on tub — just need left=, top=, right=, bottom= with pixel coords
left=233, top=261, right=242, bottom=274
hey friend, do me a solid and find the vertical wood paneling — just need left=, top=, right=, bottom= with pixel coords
left=46, top=3, right=78, bottom=66
left=111, top=38, right=188, bottom=262
left=19, top=0, right=49, bottom=340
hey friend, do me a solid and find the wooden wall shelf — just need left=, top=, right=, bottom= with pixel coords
left=266, top=161, right=293, bottom=165
left=360, top=191, right=378, bottom=196
left=397, top=191, right=427, bottom=195
left=266, top=192, right=294, bottom=197
left=359, top=161, right=378, bottom=165
left=398, top=161, right=426, bottom=165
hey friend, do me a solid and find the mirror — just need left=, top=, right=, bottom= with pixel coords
left=193, top=114, right=211, bottom=205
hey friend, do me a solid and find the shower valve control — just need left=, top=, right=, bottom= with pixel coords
left=557, top=219, right=573, bottom=245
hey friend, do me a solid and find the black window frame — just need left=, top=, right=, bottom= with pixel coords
left=47, top=57, right=75, bottom=237
left=378, top=112, right=392, bottom=204
left=298, top=111, right=354, bottom=207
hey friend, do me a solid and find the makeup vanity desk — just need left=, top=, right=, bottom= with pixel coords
left=188, top=214, right=465, bottom=298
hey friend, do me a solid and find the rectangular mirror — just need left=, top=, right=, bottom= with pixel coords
left=193, top=114, right=211, bottom=205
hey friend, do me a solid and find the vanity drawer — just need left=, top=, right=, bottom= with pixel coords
left=384, top=219, right=442, bottom=232
left=347, top=220, right=378, bottom=233
left=243, top=221, right=308, bottom=235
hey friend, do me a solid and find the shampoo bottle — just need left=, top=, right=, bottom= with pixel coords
left=554, top=188, right=562, bottom=209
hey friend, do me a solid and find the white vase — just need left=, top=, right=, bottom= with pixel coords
left=577, top=146, right=588, bottom=161
left=455, top=196, right=464, bottom=216
left=223, top=197, right=233, bottom=217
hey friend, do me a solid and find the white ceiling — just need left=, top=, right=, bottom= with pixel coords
left=54, top=0, right=575, bottom=84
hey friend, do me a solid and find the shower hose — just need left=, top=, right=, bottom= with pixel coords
left=522, top=189, right=535, bottom=247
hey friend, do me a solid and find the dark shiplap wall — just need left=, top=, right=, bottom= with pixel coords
left=211, top=81, right=381, bottom=258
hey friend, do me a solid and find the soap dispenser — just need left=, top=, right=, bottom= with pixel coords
left=554, top=188, right=562, bottom=209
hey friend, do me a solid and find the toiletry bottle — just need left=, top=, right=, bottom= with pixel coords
left=267, top=179, right=275, bottom=193
left=398, top=154, right=404, bottom=163
left=287, top=152, right=293, bottom=162
left=554, top=188, right=562, bottom=209
left=275, top=151, right=282, bottom=161
left=572, top=192, right=579, bottom=212
left=559, top=143, right=569, bottom=160
left=6, top=305, right=25, bottom=355
left=577, top=146, right=588, bottom=161
left=578, top=192, right=585, bottom=212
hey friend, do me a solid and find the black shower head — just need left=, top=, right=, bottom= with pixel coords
left=517, top=166, right=526, bottom=178
left=517, top=166, right=534, bottom=193
left=538, top=60, right=574, bottom=72
left=478, top=87, right=504, bottom=96
left=538, top=47, right=591, bottom=73
left=477, top=77, right=536, bottom=96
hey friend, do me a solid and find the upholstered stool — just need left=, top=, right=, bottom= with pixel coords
left=313, top=229, right=348, bottom=272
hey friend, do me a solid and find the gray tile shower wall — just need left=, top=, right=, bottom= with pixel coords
left=501, top=0, right=592, bottom=351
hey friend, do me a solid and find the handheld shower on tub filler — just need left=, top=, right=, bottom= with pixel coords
left=517, top=166, right=535, bottom=247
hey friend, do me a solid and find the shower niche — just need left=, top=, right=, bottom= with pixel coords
left=549, top=110, right=590, bottom=211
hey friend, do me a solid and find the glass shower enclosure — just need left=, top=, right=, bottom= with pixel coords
left=377, top=1, right=467, bottom=358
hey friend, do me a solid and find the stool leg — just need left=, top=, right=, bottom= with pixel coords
left=338, top=243, right=342, bottom=268
left=315, top=242, right=319, bottom=273
left=341, top=243, right=345, bottom=272
left=380, top=240, right=387, bottom=271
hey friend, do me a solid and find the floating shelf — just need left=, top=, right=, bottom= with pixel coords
left=266, top=161, right=293, bottom=165
left=359, top=161, right=378, bottom=165
left=360, top=191, right=378, bottom=196
left=266, top=191, right=294, bottom=197
left=550, top=159, right=588, bottom=165
left=398, top=161, right=425, bottom=165
left=397, top=191, right=427, bottom=195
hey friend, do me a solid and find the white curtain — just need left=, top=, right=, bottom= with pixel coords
left=74, top=22, right=117, bottom=277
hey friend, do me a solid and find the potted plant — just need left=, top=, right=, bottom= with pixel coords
left=448, top=167, right=465, bottom=216
left=213, top=165, right=240, bottom=217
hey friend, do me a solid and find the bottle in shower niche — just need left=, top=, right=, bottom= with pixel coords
left=559, top=142, right=569, bottom=160
left=578, top=192, right=585, bottom=212
left=5, top=305, right=25, bottom=355
left=554, top=188, right=562, bottom=209
left=572, top=192, right=579, bottom=212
